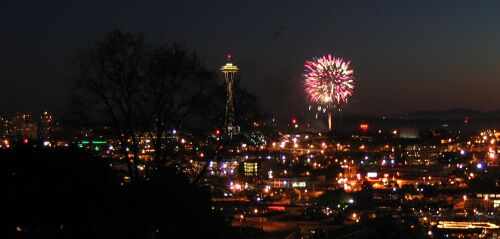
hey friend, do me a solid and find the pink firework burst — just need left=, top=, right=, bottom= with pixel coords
left=304, top=54, right=354, bottom=109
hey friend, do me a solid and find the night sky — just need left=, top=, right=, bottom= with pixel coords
left=1, top=0, right=500, bottom=118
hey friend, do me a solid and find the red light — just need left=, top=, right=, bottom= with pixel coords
left=291, top=118, right=297, bottom=124
left=359, top=124, right=369, bottom=131
left=268, top=206, right=285, bottom=211
left=23, top=138, right=29, bottom=144
left=215, top=129, right=220, bottom=135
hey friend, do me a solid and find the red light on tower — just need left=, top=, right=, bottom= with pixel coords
left=359, top=124, right=369, bottom=131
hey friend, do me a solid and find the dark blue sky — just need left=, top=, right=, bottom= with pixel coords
left=1, top=0, right=500, bottom=118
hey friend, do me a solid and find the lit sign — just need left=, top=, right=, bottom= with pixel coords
left=359, top=124, right=369, bottom=131
left=367, top=172, right=378, bottom=178
left=292, top=182, right=306, bottom=187
left=268, top=206, right=285, bottom=211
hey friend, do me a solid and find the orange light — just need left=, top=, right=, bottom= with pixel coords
left=359, top=124, right=369, bottom=131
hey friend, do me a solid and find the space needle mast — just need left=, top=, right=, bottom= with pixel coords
left=220, top=53, right=239, bottom=139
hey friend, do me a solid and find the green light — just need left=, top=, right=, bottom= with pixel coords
left=92, top=141, right=107, bottom=144
left=95, top=146, right=100, bottom=151
left=81, top=140, right=106, bottom=144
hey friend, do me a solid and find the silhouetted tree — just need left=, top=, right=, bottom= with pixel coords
left=355, top=181, right=374, bottom=209
left=2, top=148, right=234, bottom=239
left=201, top=77, right=263, bottom=132
left=2, top=147, right=115, bottom=238
left=72, top=30, right=219, bottom=174
left=317, top=189, right=350, bottom=207
left=399, top=184, right=418, bottom=196
left=315, top=164, right=342, bottom=181
left=140, top=43, right=214, bottom=169
left=73, top=31, right=148, bottom=179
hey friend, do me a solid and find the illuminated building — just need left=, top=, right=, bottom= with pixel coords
left=4, top=112, right=38, bottom=138
left=220, top=54, right=239, bottom=139
left=0, top=112, right=57, bottom=139
left=0, top=115, right=8, bottom=137
left=397, top=127, right=419, bottom=139
left=243, top=161, right=259, bottom=177
left=472, top=193, right=500, bottom=209
left=39, top=111, right=55, bottom=139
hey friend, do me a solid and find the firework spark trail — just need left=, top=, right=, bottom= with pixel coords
left=303, top=54, right=355, bottom=130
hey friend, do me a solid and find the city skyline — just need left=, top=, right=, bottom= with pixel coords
left=1, top=1, right=500, bottom=117
left=3, top=2, right=500, bottom=238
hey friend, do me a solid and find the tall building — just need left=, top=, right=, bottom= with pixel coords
left=10, top=112, right=37, bottom=138
left=39, top=111, right=55, bottom=139
left=0, top=115, right=7, bottom=137
left=220, top=54, right=239, bottom=139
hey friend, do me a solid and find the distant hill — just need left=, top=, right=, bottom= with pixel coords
left=403, top=109, right=500, bottom=120
left=278, top=109, right=500, bottom=132
left=331, top=109, right=500, bottom=132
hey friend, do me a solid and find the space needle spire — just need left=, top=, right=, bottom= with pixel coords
left=220, top=53, right=239, bottom=139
